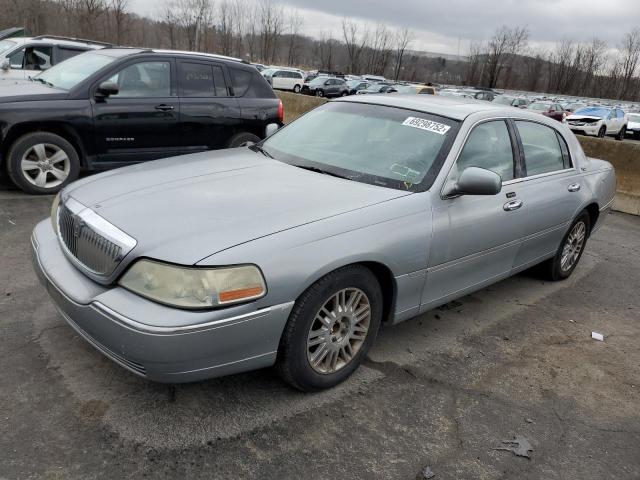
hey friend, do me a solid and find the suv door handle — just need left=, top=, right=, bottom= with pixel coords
left=155, top=104, right=174, bottom=111
left=503, top=200, right=523, bottom=211
left=568, top=183, right=581, bottom=192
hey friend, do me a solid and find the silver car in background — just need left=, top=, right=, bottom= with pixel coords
left=32, top=95, right=616, bottom=391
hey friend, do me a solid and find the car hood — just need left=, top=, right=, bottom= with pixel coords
left=566, top=114, right=603, bottom=122
left=0, top=82, right=68, bottom=102
left=65, top=148, right=412, bottom=265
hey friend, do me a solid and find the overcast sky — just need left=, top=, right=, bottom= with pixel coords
left=129, top=0, right=637, bottom=55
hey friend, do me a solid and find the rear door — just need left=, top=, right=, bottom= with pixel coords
left=423, top=119, right=526, bottom=309
left=92, top=57, right=181, bottom=164
left=177, top=59, right=241, bottom=150
left=510, top=120, right=583, bottom=269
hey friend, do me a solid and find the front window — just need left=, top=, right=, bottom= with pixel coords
left=107, top=61, right=171, bottom=97
left=35, top=51, right=117, bottom=90
left=0, top=39, right=16, bottom=55
left=261, top=102, right=459, bottom=191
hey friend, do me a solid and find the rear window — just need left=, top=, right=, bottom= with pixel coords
left=516, top=121, right=567, bottom=176
left=178, top=62, right=228, bottom=97
left=231, top=67, right=275, bottom=98
left=58, top=47, right=86, bottom=62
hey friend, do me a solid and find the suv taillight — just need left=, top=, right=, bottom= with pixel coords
left=278, top=99, right=284, bottom=123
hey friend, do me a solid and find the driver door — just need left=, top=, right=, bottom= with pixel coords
left=421, top=120, right=526, bottom=310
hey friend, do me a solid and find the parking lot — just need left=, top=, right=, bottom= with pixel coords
left=1, top=179, right=639, bottom=479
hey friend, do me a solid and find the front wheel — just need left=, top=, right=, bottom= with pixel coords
left=276, top=265, right=383, bottom=391
left=543, top=211, right=591, bottom=281
left=315, top=89, right=324, bottom=97
left=6, top=132, right=80, bottom=195
left=597, top=126, right=606, bottom=138
left=617, top=125, right=626, bottom=141
left=226, top=131, right=261, bottom=148
left=293, top=84, right=301, bottom=93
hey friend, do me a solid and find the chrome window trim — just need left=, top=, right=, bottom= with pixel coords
left=502, top=167, right=577, bottom=186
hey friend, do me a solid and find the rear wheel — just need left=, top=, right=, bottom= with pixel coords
left=226, top=132, right=261, bottom=148
left=543, top=211, right=590, bottom=281
left=617, top=125, right=626, bottom=141
left=293, top=84, right=301, bottom=93
left=7, top=132, right=80, bottom=195
left=341, top=90, right=348, bottom=97
left=276, top=265, right=382, bottom=391
left=597, top=126, right=606, bottom=138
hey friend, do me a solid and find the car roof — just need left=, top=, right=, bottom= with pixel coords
left=5, top=36, right=107, bottom=49
left=336, top=94, right=523, bottom=121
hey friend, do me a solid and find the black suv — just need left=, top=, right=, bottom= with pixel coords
left=0, top=48, right=282, bottom=194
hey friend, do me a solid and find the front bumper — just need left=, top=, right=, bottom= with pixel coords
left=568, top=124, right=600, bottom=136
left=31, top=220, right=294, bottom=383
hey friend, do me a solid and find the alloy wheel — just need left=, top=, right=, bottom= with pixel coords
left=560, top=221, right=586, bottom=271
left=20, top=143, right=70, bottom=189
left=306, top=288, right=371, bottom=374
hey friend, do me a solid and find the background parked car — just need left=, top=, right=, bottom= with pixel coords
left=356, top=84, right=398, bottom=94
left=0, top=48, right=282, bottom=194
left=461, top=89, right=495, bottom=101
left=346, top=79, right=370, bottom=95
left=493, top=95, right=529, bottom=108
left=527, top=101, right=566, bottom=122
left=262, top=68, right=304, bottom=92
left=0, top=28, right=109, bottom=83
left=566, top=106, right=627, bottom=140
left=626, top=112, right=640, bottom=139
left=302, top=77, right=349, bottom=97
left=394, top=84, right=436, bottom=95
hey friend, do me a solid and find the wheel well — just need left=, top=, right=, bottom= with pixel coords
left=584, top=203, right=599, bottom=235
left=358, top=261, right=396, bottom=324
left=1, top=123, right=85, bottom=168
left=233, top=126, right=265, bottom=140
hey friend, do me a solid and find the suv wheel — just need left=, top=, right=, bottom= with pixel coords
left=617, top=125, right=626, bottom=141
left=597, top=126, right=606, bottom=138
left=226, top=132, right=261, bottom=148
left=293, top=84, right=301, bottom=93
left=316, top=89, right=324, bottom=97
left=276, top=265, right=382, bottom=391
left=7, top=132, right=80, bottom=195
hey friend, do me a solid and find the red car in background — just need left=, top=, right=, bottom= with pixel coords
left=527, top=101, right=567, bottom=122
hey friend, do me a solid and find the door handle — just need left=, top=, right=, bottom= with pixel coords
left=155, top=104, right=174, bottom=111
left=568, top=183, right=581, bottom=192
left=503, top=200, right=523, bottom=211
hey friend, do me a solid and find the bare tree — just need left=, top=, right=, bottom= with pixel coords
left=286, top=10, right=303, bottom=66
left=77, top=0, right=107, bottom=39
left=258, top=0, right=284, bottom=63
left=393, top=27, right=412, bottom=81
left=483, top=25, right=529, bottom=88
left=109, top=0, right=128, bottom=45
left=465, top=41, right=484, bottom=86
left=618, top=28, right=640, bottom=100
left=342, top=18, right=368, bottom=74
left=318, top=31, right=334, bottom=70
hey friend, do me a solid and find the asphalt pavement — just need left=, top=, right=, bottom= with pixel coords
left=1, top=182, right=639, bottom=480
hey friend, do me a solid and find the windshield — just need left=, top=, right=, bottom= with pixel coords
left=0, top=40, right=16, bottom=55
left=262, top=102, right=459, bottom=191
left=628, top=114, right=640, bottom=122
left=35, top=51, right=117, bottom=90
left=573, top=107, right=610, bottom=118
left=309, top=77, right=329, bottom=85
left=493, top=96, right=514, bottom=105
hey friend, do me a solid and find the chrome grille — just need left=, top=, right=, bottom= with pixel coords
left=57, top=197, right=137, bottom=277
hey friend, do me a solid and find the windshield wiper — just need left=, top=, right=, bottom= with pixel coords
left=293, top=164, right=352, bottom=181
left=30, top=77, right=54, bottom=87
left=248, top=144, right=273, bottom=158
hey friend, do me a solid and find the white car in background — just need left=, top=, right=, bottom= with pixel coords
left=565, top=106, right=628, bottom=140
left=626, top=112, right=640, bottom=139
left=0, top=28, right=108, bottom=84
left=261, top=68, right=305, bottom=93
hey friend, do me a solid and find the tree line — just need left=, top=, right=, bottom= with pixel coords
left=466, top=25, right=640, bottom=101
left=2, top=0, right=639, bottom=100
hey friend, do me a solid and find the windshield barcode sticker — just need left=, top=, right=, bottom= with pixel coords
left=402, top=117, right=451, bottom=135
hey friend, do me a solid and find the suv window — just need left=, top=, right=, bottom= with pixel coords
left=453, top=120, right=515, bottom=182
left=179, top=62, right=227, bottom=97
left=230, top=67, right=273, bottom=98
left=24, top=46, right=53, bottom=70
left=109, top=61, right=171, bottom=97
left=58, top=47, right=86, bottom=62
left=617, top=109, right=625, bottom=119
left=516, top=121, right=566, bottom=176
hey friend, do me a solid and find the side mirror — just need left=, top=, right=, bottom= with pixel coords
left=265, top=123, right=279, bottom=137
left=446, top=167, right=502, bottom=197
left=1, top=59, right=10, bottom=71
left=95, top=81, right=119, bottom=99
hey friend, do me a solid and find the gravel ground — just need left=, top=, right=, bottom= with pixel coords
left=1, top=183, right=639, bottom=480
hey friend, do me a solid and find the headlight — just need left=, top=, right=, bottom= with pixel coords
left=119, top=260, right=267, bottom=309
left=50, top=192, right=61, bottom=233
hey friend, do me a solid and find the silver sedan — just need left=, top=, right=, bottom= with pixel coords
left=32, top=95, right=616, bottom=391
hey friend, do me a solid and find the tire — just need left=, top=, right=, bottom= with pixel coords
left=316, top=89, right=324, bottom=97
left=597, top=126, right=606, bottom=138
left=293, top=84, right=301, bottom=93
left=616, top=125, right=626, bottom=141
left=341, top=90, right=348, bottom=97
left=6, top=132, right=80, bottom=195
left=226, top=132, right=261, bottom=148
left=276, top=265, right=383, bottom=391
left=634, top=131, right=640, bottom=140
left=543, top=211, right=591, bottom=281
